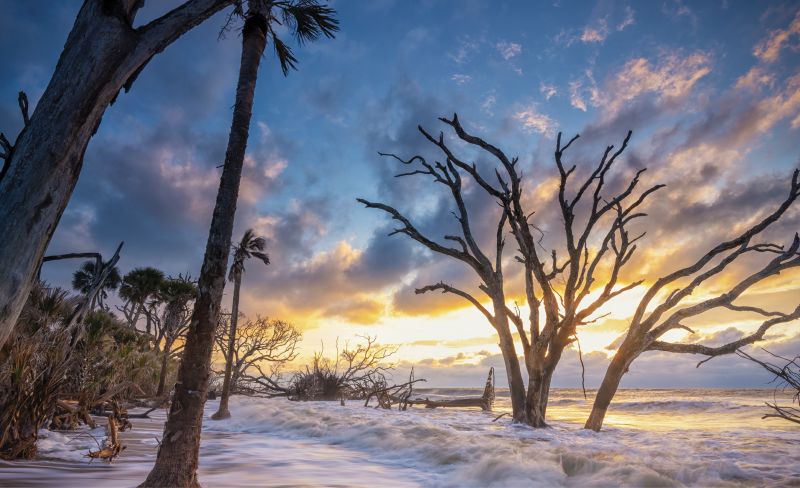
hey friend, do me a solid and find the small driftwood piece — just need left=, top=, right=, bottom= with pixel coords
left=87, top=414, right=125, bottom=462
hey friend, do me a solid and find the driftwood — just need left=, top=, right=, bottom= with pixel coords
left=364, top=368, right=426, bottom=410
left=87, top=414, right=125, bottom=462
left=404, top=368, right=495, bottom=411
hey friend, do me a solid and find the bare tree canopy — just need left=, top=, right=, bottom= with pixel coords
left=585, top=170, right=800, bottom=431
left=213, top=315, right=301, bottom=396
left=360, top=113, right=660, bottom=426
left=288, top=335, right=398, bottom=401
left=361, top=113, right=799, bottom=429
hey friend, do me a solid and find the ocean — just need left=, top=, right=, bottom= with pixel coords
left=1, top=389, right=798, bottom=487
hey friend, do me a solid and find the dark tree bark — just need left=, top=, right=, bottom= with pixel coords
left=212, top=275, right=240, bottom=419
left=585, top=171, right=800, bottom=431
left=140, top=13, right=267, bottom=488
left=156, top=339, right=173, bottom=398
left=0, top=0, right=233, bottom=349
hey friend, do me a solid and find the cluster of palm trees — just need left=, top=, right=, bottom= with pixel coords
left=69, top=226, right=273, bottom=410
left=70, top=262, right=195, bottom=397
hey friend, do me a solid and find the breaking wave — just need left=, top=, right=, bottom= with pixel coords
left=203, top=391, right=800, bottom=487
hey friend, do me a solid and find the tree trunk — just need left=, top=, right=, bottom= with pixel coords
left=212, top=275, right=241, bottom=419
left=585, top=338, right=640, bottom=432
left=492, top=297, right=527, bottom=422
left=0, top=0, right=232, bottom=349
left=140, top=13, right=267, bottom=488
left=524, top=339, right=566, bottom=427
left=156, top=341, right=172, bottom=397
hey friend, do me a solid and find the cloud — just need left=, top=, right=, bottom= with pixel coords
left=495, top=41, right=522, bottom=60
left=735, top=66, right=774, bottom=91
left=580, top=19, right=609, bottom=43
left=661, top=0, right=699, bottom=27
left=753, top=9, right=800, bottom=63
left=451, top=74, right=472, bottom=85
left=540, top=82, right=558, bottom=100
left=569, top=80, right=587, bottom=111
left=449, top=36, right=480, bottom=64
left=617, top=6, right=635, bottom=31
left=512, top=104, right=557, bottom=137
left=595, top=51, right=711, bottom=118
left=481, top=93, right=497, bottom=115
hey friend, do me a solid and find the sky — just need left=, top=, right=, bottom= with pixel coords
left=1, top=0, right=799, bottom=388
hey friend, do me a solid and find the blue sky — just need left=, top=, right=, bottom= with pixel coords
left=2, top=0, right=799, bottom=387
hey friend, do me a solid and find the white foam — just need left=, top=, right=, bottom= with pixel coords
left=16, top=390, right=800, bottom=487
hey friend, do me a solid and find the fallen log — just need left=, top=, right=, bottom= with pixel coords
left=403, top=367, right=495, bottom=411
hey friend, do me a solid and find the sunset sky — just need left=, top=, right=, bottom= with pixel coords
left=3, top=0, right=799, bottom=388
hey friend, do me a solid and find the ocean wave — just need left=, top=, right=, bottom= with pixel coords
left=610, top=400, right=746, bottom=412
left=201, top=396, right=798, bottom=487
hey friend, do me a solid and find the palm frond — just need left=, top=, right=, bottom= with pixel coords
left=282, top=1, right=339, bottom=45
left=247, top=236, right=267, bottom=252
left=272, top=32, right=298, bottom=76
left=251, top=251, right=270, bottom=266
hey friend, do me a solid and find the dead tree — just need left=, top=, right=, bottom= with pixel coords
left=359, top=114, right=660, bottom=426
left=585, top=171, right=800, bottom=431
left=213, top=316, right=301, bottom=396
left=738, top=349, right=800, bottom=425
left=0, top=0, right=236, bottom=349
left=289, top=335, right=398, bottom=401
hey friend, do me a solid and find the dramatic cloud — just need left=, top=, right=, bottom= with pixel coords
left=12, top=1, right=800, bottom=387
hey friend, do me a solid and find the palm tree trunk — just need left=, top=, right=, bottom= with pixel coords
left=0, top=0, right=232, bottom=349
left=212, top=275, right=241, bottom=419
left=140, top=13, right=267, bottom=488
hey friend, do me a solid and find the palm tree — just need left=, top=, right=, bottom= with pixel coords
left=119, top=267, right=165, bottom=334
left=142, top=2, right=337, bottom=486
left=154, top=276, right=198, bottom=397
left=71, top=260, right=121, bottom=311
left=212, top=229, right=269, bottom=419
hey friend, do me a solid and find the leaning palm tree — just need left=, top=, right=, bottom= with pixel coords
left=119, top=267, right=165, bottom=334
left=71, top=260, right=120, bottom=311
left=142, top=2, right=337, bottom=486
left=212, top=229, right=269, bottom=419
